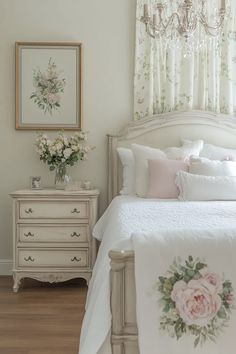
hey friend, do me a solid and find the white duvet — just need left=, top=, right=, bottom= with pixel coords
left=79, top=196, right=236, bottom=354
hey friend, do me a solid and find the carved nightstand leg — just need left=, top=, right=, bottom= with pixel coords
left=13, top=273, right=22, bottom=293
left=84, top=274, right=92, bottom=287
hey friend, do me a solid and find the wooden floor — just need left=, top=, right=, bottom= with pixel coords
left=0, top=276, right=87, bottom=354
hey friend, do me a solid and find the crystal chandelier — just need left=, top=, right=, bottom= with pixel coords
left=141, top=0, right=228, bottom=55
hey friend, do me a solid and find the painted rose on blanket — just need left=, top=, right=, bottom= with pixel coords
left=157, top=256, right=235, bottom=348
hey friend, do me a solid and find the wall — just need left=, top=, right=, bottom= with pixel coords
left=0, top=0, right=136, bottom=273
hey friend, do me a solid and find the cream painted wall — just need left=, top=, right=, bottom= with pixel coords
left=0, top=0, right=136, bottom=265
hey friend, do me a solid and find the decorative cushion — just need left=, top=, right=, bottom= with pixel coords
left=132, top=144, right=166, bottom=197
left=147, top=159, right=189, bottom=199
left=176, top=171, right=236, bottom=201
left=165, top=140, right=203, bottom=160
left=189, top=156, right=236, bottom=176
left=200, top=143, right=236, bottom=161
left=117, top=147, right=135, bottom=195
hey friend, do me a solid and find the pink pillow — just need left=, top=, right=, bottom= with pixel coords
left=147, top=159, right=189, bottom=199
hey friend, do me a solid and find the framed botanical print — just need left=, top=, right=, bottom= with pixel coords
left=15, top=42, right=82, bottom=130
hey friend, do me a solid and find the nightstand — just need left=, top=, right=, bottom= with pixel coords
left=10, top=189, right=100, bottom=292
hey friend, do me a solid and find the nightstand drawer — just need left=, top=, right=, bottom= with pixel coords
left=18, top=224, right=89, bottom=243
left=19, top=201, right=89, bottom=219
left=18, top=249, right=89, bottom=268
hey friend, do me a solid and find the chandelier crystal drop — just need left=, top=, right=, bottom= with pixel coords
left=141, top=0, right=229, bottom=56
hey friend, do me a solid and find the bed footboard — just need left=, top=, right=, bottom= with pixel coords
left=109, top=250, right=138, bottom=354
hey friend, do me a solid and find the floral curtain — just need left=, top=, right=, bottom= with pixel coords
left=134, top=0, right=236, bottom=120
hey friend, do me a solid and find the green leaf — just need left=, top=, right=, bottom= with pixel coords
left=49, top=166, right=55, bottom=171
left=183, top=275, right=190, bottom=282
left=163, top=303, right=170, bottom=313
left=186, top=269, right=196, bottom=278
left=217, top=306, right=227, bottom=319
left=194, top=336, right=200, bottom=347
left=159, top=276, right=166, bottom=284
left=196, top=262, right=207, bottom=271
left=174, top=319, right=184, bottom=340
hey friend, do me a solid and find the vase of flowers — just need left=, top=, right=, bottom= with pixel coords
left=54, top=164, right=69, bottom=189
left=35, top=131, right=92, bottom=189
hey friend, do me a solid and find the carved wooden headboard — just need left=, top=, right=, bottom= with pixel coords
left=107, top=110, right=236, bottom=204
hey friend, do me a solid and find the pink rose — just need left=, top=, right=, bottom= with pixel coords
left=200, top=271, right=223, bottom=294
left=171, top=279, right=221, bottom=327
left=226, top=294, right=234, bottom=306
left=47, top=93, right=60, bottom=105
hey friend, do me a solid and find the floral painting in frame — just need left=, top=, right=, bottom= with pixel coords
left=15, top=42, right=82, bottom=130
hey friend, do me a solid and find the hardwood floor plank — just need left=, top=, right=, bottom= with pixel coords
left=0, top=276, right=87, bottom=354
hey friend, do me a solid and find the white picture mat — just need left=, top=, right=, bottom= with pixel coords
left=19, top=46, right=79, bottom=126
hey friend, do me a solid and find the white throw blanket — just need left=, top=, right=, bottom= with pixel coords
left=133, top=230, right=236, bottom=354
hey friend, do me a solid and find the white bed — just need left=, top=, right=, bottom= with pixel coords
left=80, top=110, right=236, bottom=354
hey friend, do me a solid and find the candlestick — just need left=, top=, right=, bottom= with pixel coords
left=144, top=4, right=149, bottom=17
left=221, top=0, right=225, bottom=9
left=153, top=14, right=157, bottom=27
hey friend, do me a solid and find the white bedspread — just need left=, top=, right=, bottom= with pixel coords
left=79, top=196, right=236, bottom=354
left=133, top=231, right=236, bottom=354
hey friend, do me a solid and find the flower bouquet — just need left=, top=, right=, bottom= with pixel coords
left=157, top=256, right=235, bottom=347
left=30, top=58, right=66, bottom=115
left=35, top=131, right=92, bottom=189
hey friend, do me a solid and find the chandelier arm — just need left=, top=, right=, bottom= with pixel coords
left=140, top=1, right=228, bottom=53
left=161, top=13, right=182, bottom=32
left=199, top=14, right=225, bottom=35
left=146, top=24, right=157, bottom=39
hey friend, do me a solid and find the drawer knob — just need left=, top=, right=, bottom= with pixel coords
left=71, top=232, right=81, bottom=238
left=71, top=256, right=81, bottom=262
left=24, top=256, right=35, bottom=262
left=25, top=208, right=33, bottom=214
left=71, top=208, right=80, bottom=214
left=24, top=232, right=35, bottom=237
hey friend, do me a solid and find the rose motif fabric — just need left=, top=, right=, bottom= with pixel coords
left=158, top=256, right=235, bottom=347
left=134, top=0, right=236, bottom=120
left=132, top=230, right=236, bottom=354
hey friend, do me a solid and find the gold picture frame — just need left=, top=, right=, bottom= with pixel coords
left=15, top=42, right=82, bottom=130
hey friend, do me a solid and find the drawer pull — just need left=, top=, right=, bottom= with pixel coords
left=25, top=208, right=33, bottom=214
left=71, top=232, right=81, bottom=238
left=71, top=208, right=81, bottom=214
left=24, top=256, right=35, bottom=262
left=71, top=256, right=81, bottom=262
left=24, top=232, right=35, bottom=237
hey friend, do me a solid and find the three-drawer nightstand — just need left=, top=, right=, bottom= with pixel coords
left=10, top=189, right=100, bottom=292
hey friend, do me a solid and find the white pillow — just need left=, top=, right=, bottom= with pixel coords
left=166, top=140, right=204, bottom=160
left=200, top=143, right=236, bottom=161
left=131, top=144, right=166, bottom=197
left=117, top=147, right=135, bottom=195
left=189, top=156, right=236, bottom=176
left=176, top=171, right=236, bottom=201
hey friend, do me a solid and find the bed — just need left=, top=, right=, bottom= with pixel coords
left=80, top=110, right=236, bottom=354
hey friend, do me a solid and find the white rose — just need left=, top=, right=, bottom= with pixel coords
left=63, top=137, right=69, bottom=146
left=56, top=142, right=63, bottom=151
left=64, top=148, right=72, bottom=159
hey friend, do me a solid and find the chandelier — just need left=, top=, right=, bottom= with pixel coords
left=141, top=0, right=228, bottom=55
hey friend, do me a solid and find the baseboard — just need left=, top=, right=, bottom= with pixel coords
left=0, top=259, right=13, bottom=275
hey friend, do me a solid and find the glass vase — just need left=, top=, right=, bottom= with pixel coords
left=54, top=165, right=70, bottom=190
